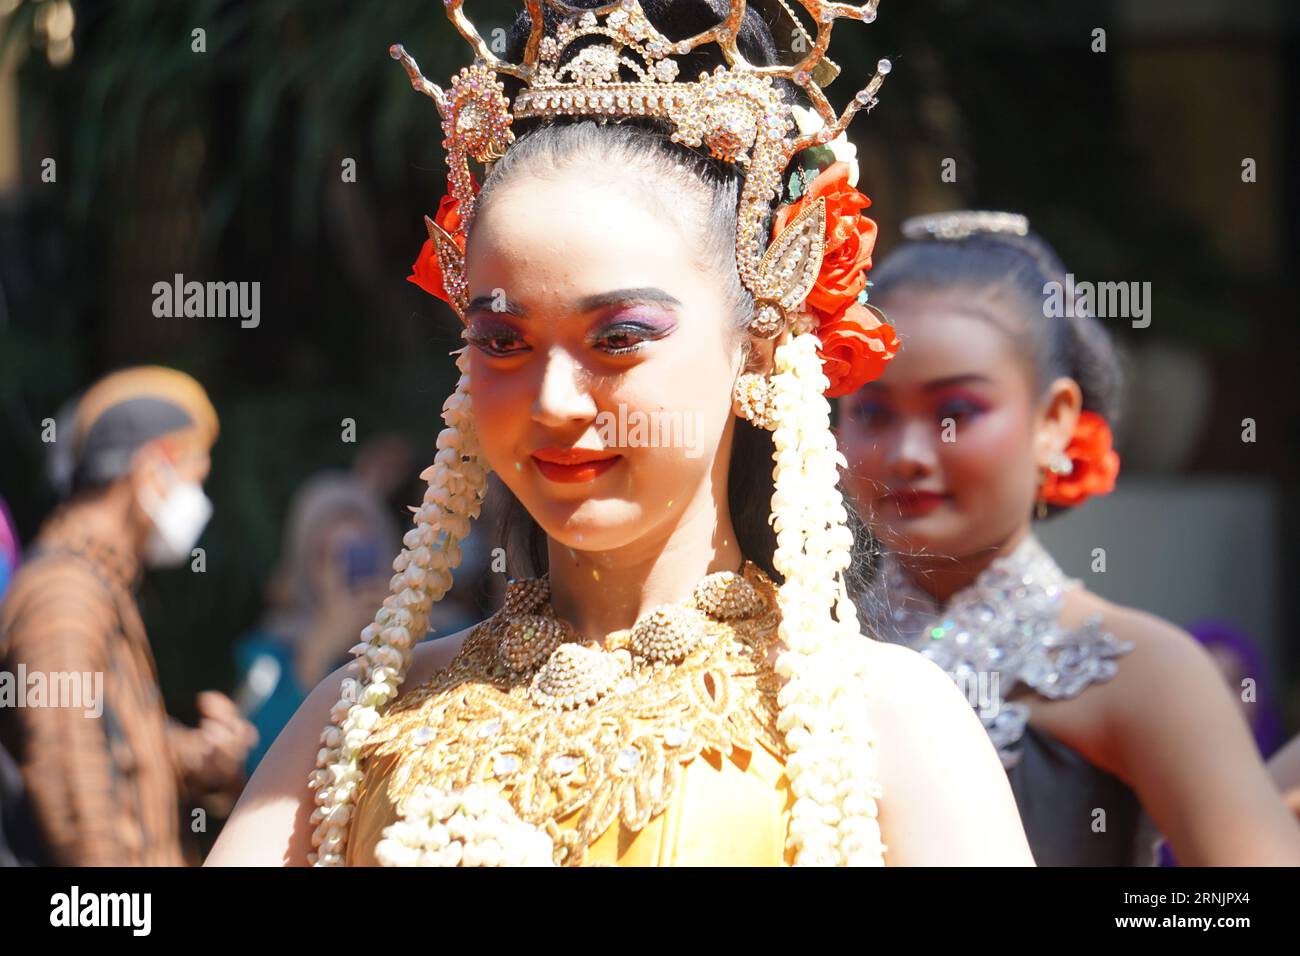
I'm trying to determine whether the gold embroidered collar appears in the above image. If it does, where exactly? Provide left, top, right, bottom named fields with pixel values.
left=359, top=559, right=786, bottom=865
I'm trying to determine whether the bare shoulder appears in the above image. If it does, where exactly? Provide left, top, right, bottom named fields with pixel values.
left=859, top=637, right=971, bottom=717
left=857, top=637, right=1001, bottom=757
left=856, top=637, right=1034, bottom=864
left=203, top=620, right=484, bottom=866
left=1063, top=592, right=1300, bottom=862
left=1071, top=589, right=1200, bottom=657
left=1067, top=590, right=1222, bottom=701
left=1065, top=590, right=1246, bottom=767
left=855, top=637, right=997, bottom=787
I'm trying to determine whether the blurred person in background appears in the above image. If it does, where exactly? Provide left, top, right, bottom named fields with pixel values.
left=0, top=366, right=256, bottom=865
left=350, top=432, right=500, bottom=618
left=234, top=472, right=399, bottom=773
left=1188, top=620, right=1286, bottom=761
left=233, top=460, right=493, bottom=775
left=355, top=432, right=501, bottom=620
left=352, top=433, right=418, bottom=514
left=0, top=496, right=18, bottom=601
left=837, top=213, right=1300, bottom=866
left=0, top=497, right=35, bottom=865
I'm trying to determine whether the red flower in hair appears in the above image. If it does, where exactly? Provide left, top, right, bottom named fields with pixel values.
left=408, top=173, right=480, bottom=305
left=1039, top=410, right=1121, bottom=507
left=818, top=303, right=900, bottom=398
left=772, top=162, right=878, bottom=319
left=771, top=161, right=898, bottom=395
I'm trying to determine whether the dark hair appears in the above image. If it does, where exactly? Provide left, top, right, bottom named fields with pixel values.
left=865, top=227, right=1123, bottom=520
left=475, top=0, right=879, bottom=601
left=869, top=228, right=1123, bottom=422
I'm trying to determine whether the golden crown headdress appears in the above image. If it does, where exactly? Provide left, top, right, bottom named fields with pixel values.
left=391, top=0, right=890, bottom=338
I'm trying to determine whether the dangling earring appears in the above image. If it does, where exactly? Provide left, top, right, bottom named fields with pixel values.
left=733, top=372, right=774, bottom=430
left=1035, top=452, right=1074, bottom=519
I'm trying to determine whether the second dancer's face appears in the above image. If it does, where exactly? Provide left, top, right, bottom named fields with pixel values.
left=462, top=165, right=742, bottom=558
left=837, top=289, right=1045, bottom=560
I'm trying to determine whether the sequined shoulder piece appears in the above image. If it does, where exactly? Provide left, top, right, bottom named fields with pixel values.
left=862, top=535, right=1134, bottom=767
left=358, top=560, right=786, bottom=866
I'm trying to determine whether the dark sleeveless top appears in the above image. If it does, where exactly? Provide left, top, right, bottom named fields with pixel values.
left=1009, top=725, right=1161, bottom=866
left=861, top=539, right=1167, bottom=866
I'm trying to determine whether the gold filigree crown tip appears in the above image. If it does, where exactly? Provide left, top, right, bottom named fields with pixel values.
left=398, top=0, right=891, bottom=171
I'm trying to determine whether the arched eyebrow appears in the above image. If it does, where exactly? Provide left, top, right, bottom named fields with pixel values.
left=922, top=374, right=992, bottom=391
left=465, top=287, right=682, bottom=317
left=856, top=373, right=993, bottom=395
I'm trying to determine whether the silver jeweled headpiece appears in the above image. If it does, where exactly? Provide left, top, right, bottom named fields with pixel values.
left=900, top=210, right=1030, bottom=242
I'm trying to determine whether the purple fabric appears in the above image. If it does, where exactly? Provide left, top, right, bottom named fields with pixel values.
left=1186, top=619, right=1285, bottom=758
left=0, top=496, right=19, bottom=600
left=1159, top=618, right=1286, bottom=867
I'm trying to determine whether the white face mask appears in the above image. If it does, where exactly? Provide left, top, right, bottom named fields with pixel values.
left=138, top=465, right=213, bottom=568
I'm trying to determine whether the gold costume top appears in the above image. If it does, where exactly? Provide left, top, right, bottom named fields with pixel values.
left=345, top=561, right=794, bottom=866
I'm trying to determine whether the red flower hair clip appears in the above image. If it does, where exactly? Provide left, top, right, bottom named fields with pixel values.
left=408, top=173, right=479, bottom=307
left=1039, top=410, right=1121, bottom=508
left=771, top=161, right=899, bottom=397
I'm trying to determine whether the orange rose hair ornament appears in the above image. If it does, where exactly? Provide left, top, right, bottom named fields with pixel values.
left=1038, top=410, right=1121, bottom=511
left=770, top=158, right=898, bottom=397
left=408, top=172, right=479, bottom=307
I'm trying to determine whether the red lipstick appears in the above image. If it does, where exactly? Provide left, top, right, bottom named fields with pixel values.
left=881, top=489, right=948, bottom=518
left=530, top=447, right=622, bottom=484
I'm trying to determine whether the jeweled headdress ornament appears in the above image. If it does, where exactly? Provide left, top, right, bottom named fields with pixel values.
left=390, top=0, right=890, bottom=338
left=900, top=210, right=1030, bottom=242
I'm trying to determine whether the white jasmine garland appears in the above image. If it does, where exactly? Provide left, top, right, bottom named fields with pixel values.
left=307, top=347, right=489, bottom=867
left=375, top=784, right=555, bottom=867
left=768, top=330, right=887, bottom=866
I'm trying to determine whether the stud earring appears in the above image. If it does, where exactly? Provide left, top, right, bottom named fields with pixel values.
left=1047, top=451, right=1074, bottom=476
left=733, top=372, right=774, bottom=430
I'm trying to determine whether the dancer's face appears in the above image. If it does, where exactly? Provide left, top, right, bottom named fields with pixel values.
left=464, top=164, right=743, bottom=556
left=837, top=288, right=1075, bottom=560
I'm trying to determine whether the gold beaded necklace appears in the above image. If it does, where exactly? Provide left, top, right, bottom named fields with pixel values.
left=500, top=560, right=770, bottom=709
left=358, top=558, right=788, bottom=865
